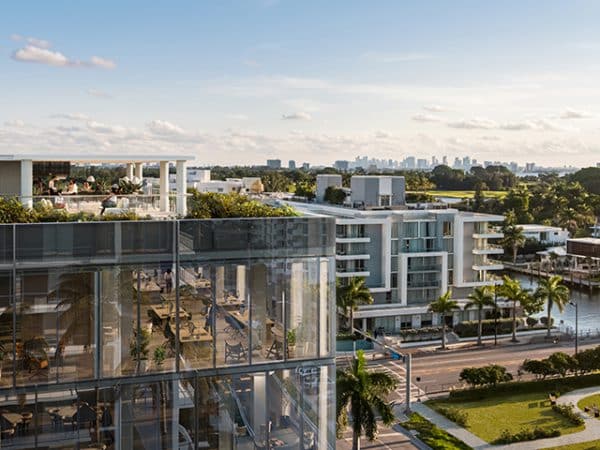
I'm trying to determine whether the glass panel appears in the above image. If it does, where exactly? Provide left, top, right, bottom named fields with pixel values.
left=287, top=258, right=319, bottom=361
left=15, top=268, right=96, bottom=386
left=0, top=271, right=12, bottom=389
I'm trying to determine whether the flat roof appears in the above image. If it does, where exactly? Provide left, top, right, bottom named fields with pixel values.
left=568, top=238, right=600, bottom=245
left=0, top=154, right=195, bottom=163
left=518, top=224, right=564, bottom=232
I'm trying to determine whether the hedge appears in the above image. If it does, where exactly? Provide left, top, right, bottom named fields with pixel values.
left=453, top=318, right=522, bottom=338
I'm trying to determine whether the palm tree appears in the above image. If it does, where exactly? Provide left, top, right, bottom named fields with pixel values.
left=336, top=350, right=398, bottom=450
left=501, top=224, right=526, bottom=263
left=428, top=290, right=458, bottom=350
left=535, top=275, right=570, bottom=338
left=498, top=276, right=533, bottom=342
left=337, top=277, right=373, bottom=332
left=464, top=286, right=495, bottom=346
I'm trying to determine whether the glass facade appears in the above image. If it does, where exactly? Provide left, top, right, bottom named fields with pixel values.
left=0, top=217, right=336, bottom=449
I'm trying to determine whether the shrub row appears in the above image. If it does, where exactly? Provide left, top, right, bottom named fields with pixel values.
left=436, top=407, right=468, bottom=427
left=453, top=318, right=522, bottom=338
left=552, top=403, right=585, bottom=426
left=493, top=427, right=560, bottom=445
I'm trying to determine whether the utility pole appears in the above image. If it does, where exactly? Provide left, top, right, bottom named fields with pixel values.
left=405, top=353, right=412, bottom=414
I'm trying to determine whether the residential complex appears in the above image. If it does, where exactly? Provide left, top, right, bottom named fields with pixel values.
left=289, top=176, right=504, bottom=333
left=0, top=157, right=336, bottom=450
left=518, top=224, right=569, bottom=246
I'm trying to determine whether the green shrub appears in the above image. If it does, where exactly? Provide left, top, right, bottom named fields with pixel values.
left=187, top=191, right=297, bottom=218
left=552, top=403, right=585, bottom=426
left=459, top=365, right=513, bottom=387
left=449, top=373, right=600, bottom=402
left=493, top=427, right=560, bottom=444
left=454, top=318, right=521, bottom=337
left=0, top=197, right=36, bottom=223
left=437, top=407, right=468, bottom=427
left=401, top=413, right=471, bottom=450
left=526, top=316, right=539, bottom=327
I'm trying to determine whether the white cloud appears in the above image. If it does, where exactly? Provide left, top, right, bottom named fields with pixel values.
left=374, top=130, right=391, bottom=139
left=13, top=45, right=69, bottom=67
left=11, top=42, right=116, bottom=69
left=86, top=121, right=127, bottom=135
left=447, top=118, right=498, bottom=129
left=480, top=135, right=501, bottom=141
left=412, top=113, right=443, bottom=123
left=500, top=119, right=570, bottom=132
left=281, top=112, right=312, bottom=120
left=423, top=105, right=448, bottom=112
left=226, top=114, right=249, bottom=121
left=86, top=89, right=112, bottom=99
left=89, top=56, right=116, bottom=69
left=51, top=113, right=90, bottom=121
left=147, top=120, right=186, bottom=136
left=561, top=108, right=593, bottom=119
left=4, top=119, right=25, bottom=127
left=362, top=51, right=433, bottom=63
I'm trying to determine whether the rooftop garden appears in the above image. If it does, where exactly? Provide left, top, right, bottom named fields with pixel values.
left=0, top=192, right=297, bottom=224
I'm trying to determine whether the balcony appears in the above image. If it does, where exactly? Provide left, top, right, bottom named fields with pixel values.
left=472, top=261, right=504, bottom=271
left=336, top=254, right=371, bottom=261
left=472, top=244, right=504, bottom=255
left=407, top=264, right=441, bottom=273
left=473, top=228, right=504, bottom=239
left=336, top=236, right=370, bottom=244
left=407, top=280, right=441, bottom=289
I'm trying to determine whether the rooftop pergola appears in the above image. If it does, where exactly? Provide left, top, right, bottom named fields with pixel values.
left=0, top=153, right=195, bottom=216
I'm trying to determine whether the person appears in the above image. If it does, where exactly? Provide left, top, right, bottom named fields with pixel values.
left=100, top=188, right=118, bottom=215
left=163, top=269, right=173, bottom=293
left=66, top=179, right=78, bottom=195
left=54, top=190, right=66, bottom=209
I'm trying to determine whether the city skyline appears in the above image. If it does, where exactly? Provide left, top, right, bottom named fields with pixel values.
left=2, top=1, right=600, bottom=166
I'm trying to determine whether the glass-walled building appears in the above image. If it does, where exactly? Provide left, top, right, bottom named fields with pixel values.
left=0, top=217, right=336, bottom=449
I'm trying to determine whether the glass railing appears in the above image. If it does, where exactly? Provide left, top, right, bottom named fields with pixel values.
left=407, top=264, right=441, bottom=272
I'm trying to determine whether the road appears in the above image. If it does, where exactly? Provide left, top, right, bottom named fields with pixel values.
left=400, top=339, right=598, bottom=395
left=336, top=425, right=417, bottom=450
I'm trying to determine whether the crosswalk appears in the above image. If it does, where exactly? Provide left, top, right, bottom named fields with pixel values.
left=367, top=360, right=426, bottom=407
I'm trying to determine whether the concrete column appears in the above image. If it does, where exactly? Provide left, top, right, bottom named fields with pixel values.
left=215, top=266, right=225, bottom=302
left=134, top=162, right=143, bottom=180
left=20, top=159, right=33, bottom=208
left=126, top=163, right=134, bottom=180
left=236, top=265, right=246, bottom=300
left=159, top=161, right=169, bottom=212
left=252, top=374, right=267, bottom=437
left=176, top=160, right=187, bottom=216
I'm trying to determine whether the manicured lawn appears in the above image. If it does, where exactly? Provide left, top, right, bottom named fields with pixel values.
left=420, top=190, right=508, bottom=199
left=429, top=391, right=584, bottom=443
left=401, top=413, right=471, bottom=450
left=578, top=394, right=600, bottom=417
left=542, top=441, right=600, bottom=450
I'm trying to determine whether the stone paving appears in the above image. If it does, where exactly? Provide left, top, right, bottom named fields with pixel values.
left=411, top=387, right=600, bottom=449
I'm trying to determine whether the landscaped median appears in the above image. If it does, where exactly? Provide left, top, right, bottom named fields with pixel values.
left=400, top=413, right=471, bottom=450
left=424, top=369, right=600, bottom=446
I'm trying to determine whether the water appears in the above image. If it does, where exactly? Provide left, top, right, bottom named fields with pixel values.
left=435, top=196, right=463, bottom=204
left=512, top=273, right=600, bottom=333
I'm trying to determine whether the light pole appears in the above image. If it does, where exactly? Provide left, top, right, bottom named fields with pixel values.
left=569, top=301, right=578, bottom=355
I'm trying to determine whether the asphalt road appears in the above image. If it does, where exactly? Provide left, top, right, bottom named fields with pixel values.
left=336, top=425, right=417, bottom=450
left=405, top=339, right=599, bottom=394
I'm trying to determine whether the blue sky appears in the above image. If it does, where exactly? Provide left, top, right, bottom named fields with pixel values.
left=2, top=0, right=600, bottom=166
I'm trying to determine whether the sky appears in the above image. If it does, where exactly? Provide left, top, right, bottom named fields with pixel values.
left=2, top=0, right=600, bottom=167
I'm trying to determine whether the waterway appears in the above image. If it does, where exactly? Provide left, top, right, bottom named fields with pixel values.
left=511, top=273, right=600, bottom=333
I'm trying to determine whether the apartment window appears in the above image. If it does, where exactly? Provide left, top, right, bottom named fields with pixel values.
left=443, top=221, right=453, bottom=236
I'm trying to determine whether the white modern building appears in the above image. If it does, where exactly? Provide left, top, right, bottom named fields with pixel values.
left=288, top=188, right=505, bottom=332
left=518, top=224, right=569, bottom=245
left=169, top=168, right=263, bottom=194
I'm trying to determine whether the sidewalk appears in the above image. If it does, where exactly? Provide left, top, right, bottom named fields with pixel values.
left=411, top=387, right=600, bottom=450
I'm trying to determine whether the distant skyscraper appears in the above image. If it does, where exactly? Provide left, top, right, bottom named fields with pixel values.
left=404, top=156, right=416, bottom=169
left=462, top=156, right=471, bottom=168
left=508, top=161, right=518, bottom=173
left=484, top=160, right=492, bottom=168
left=334, top=160, right=350, bottom=171
left=288, top=160, right=296, bottom=169
left=302, top=162, right=310, bottom=170
left=417, top=158, right=428, bottom=169
left=431, top=156, right=439, bottom=167
left=453, top=157, right=461, bottom=169
left=526, top=162, right=535, bottom=172
left=442, top=155, right=448, bottom=166
left=266, top=159, right=281, bottom=169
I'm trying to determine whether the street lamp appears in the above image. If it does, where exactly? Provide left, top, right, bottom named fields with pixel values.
left=569, top=301, right=578, bottom=355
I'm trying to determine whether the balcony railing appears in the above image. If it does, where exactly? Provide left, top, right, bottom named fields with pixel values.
left=407, top=264, right=441, bottom=272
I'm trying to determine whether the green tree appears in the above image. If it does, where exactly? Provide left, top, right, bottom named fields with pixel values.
left=534, top=275, right=570, bottom=338
left=294, top=181, right=316, bottom=200
left=501, top=218, right=526, bottom=263
left=428, top=290, right=459, bottom=350
left=464, top=286, right=495, bottom=346
left=499, top=276, right=537, bottom=342
left=336, top=350, right=398, bottom=450
left=336, top=277, right=373, bottom=332
left=324, top=186, right=347, bottom=205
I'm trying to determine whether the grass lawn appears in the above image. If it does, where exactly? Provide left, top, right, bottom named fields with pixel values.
left=578, top=394, right=600, bottom=417
left=429, top=391, right=584, bottom=443
left=401, top=413, right=471, bottom=450
left=419, top=190, right=508, bottom=199
left=542, top=441, right=600, bottom=450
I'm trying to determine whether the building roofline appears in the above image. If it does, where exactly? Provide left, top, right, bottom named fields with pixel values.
left=0, top=154, right=195, bottom=163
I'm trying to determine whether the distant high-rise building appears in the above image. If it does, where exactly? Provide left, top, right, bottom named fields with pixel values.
left=404, top=156, right=416, bottom=169
left=453, top=157, right=462, bottom=169
left=508, top=161, right=518, bottom=173
left=442, top=156, right=448, bottom=166
left=417, top=158, right=428, bottom=169
left=302, top=162, right=310, bottom=170
left=334, top=160, right=350, bottom=171
left=526, top=162, right=535, bottom=172
left=462, top=156, right=471, bottom=168
left=484, top=160, right=492, bottom=168
left=431, top=156, right=439, bottom=167
left=266, top=159, right=281, bottom=169
left=288, top=160, right=296, bottom=169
